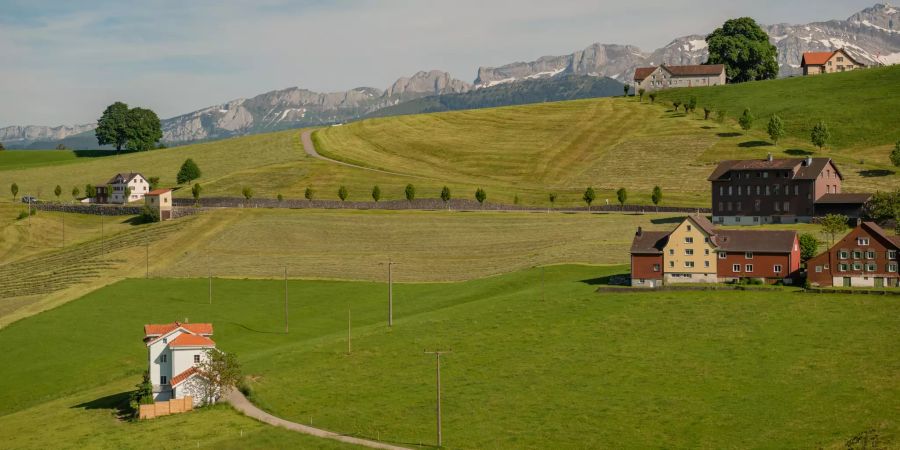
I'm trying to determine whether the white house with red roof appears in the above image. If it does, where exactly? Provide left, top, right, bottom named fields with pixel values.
left=143, top=322, right=216, bottom=405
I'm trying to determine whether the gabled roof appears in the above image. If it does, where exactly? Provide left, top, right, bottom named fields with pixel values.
left=169, top=333, right=216, bottom=348
left=171, top=367, right=205, bottom=387
left=801, top=49, right=865, bottom=67
left=630, top=230, right=670, bottom=254
left=707, top=157, right=839, bottom=181
left=144, top=322, right=213, bottom=338
left=146, top=188, right=172, bottom=196
left=861, top=222, right=900, bottom=250
left=715, top=230, right=797, bottom=253
left=107, top=172, right=145, bottom=185
left=687, top=214, right=716, bottom=236
left=633, top=66, right=660, bottom=81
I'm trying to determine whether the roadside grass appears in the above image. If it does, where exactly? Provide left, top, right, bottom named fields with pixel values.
left=654, top=65, right=900, bottom=150
left=0, top=265, right=896, bottom=448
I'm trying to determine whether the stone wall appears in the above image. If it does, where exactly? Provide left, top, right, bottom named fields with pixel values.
left=32, top=202, right=143, bottom=216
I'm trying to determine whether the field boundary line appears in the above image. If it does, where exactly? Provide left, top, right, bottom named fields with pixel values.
left=301, top=129, right=435, bottom=181
left=224, top=389, right=411, bottom=450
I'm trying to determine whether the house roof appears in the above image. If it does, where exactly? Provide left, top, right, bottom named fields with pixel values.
left=861, top=222, right=900, bottom=249
left=687, top=214, right=717, bottom=236
left=715, top=230, right=797, bottom=253
left=106, top=172, right=144, bottom=185
left=630, top=230, right=670, bottom=254
left=801, top=49, right=865, bottom=67
left=171, top=367, right=204, bottom=387
left=814, top=193, right=873, bottom=204
left=663, top=64, right=725, bottom=77
left=146, top=188, right=172, bottom=196
left=144, top=322, right=213, bottom=337
left=169, top=333, right=216, bottom=348
left=707, top=157, right=839, bottom=181
left=633, top=66, right=659, bottom=81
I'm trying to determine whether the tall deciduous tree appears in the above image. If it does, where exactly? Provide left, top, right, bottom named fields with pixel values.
left=767, top=115, right=786, bottom=144
left=371, top=185, right=381, bottom=202
left=177, top=158, right=202, bottom=184
left=638, top=88, right=646, bottom=102
left=651, top=186, right=663, bottom=211
left=304, top=187, right=314, bottom=201
left=338, top=185, right=348, bottom=202
left=705, top=17, right=778, bottom=82
left=54, top=185, right=62, bottom=200
left=686, top=97, right=697, bottom=114
left=192, top=183, right=203, bottom=205
left=241, top=186, right=253, bottom=201
left=404, top=184, right=416, bottom=202
left=623, top=84, right=630, bottom=97
left=616, top=187, right=628, bottom=208
left=196, top=349, right=242, bottom=406
left=811, top=121, right=830, bottom=150
left=648, top=92, right=657, bottom=104
left=820, top=213, right=848, bottom=246
left=583, top=187, right=596, bottom=211
left=95, top=101, right=130, bottom=152
left=798, top=233, right=820, bottom=262
left=71, top=186, right=80, bottom=201
left=10, top=182, right=18, bottom=200
left=475, top=188, right=486, bottom=206
left=739, top=108, right=754, bottom=130
left=548, top=192, right=557, bottom=208
left=85, top=184, right=96, bottom=199
left=148, top=176, right=160, bottom=190
left=440, top=186, right=451, bottom=208
left=124, top=107, right=163, bottom=151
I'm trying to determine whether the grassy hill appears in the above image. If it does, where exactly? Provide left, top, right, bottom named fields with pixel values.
left=0, top=265, right=897, bottom=448
left=654, top=65, right=900, bottom=149
left=3, top=68, right=899, bottom=208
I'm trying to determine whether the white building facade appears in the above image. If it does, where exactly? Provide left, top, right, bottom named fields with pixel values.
left=108, top=172, right=150, bottom=204
left=144, top=322, right=216, bottom=406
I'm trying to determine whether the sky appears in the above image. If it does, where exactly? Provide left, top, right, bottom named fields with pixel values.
left=0, top=0, right=879, bottom=126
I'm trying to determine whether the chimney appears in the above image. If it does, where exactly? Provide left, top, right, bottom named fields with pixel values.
left=856, top=218, right=862, bottom=227
left=805, top=156, right=813, bottom=166
left=766, top=153, right=773, bottom=162
left=636, top=226, right=643, bottom=237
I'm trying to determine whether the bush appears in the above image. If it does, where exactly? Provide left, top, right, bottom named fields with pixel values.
left=16, top=210, right=28, bottom=220
left=237, top=378, right=253, bottom=398
left=738, top=108, right=754, bottom=130
left=139, top=206, right=160, bottom=224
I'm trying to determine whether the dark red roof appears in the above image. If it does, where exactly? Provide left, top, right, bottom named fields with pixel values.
left=630, top=230, right=670, bottom=254
left=801, top=51, right=835, bottom=66
left=633, top=67, right=659, bottom=81
left=861, top=222, right=900, bottom=250
left=708, top=157, right=839, bottom=181
left=815, top=193, right=873, bottom=204
left=715, top=230, right=797, bottom=253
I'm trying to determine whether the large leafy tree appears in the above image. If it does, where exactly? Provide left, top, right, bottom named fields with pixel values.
left=177, top=158, right=202, bottom=184
left=705, top=17, right=778, bottom=83
left=96, top=102, right=130, bottom=152
left=124, top=107, right=163, bottom=151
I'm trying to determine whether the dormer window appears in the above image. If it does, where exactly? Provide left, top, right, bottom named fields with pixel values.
left=745, top=252, right=753, bottom=259
left=857, top=238, right=870, bottom=246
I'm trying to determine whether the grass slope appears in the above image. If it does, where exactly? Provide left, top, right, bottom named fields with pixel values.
left=654, top=65, right=900, bottom=149
left=0, top=266, right=896, bottom=448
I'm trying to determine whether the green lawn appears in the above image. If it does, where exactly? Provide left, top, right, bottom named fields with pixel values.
left=0, top=150, right=81, bottom=170
left=654, top=65, right=900, bottom=150
left=1, top=265, right=896, bottom=448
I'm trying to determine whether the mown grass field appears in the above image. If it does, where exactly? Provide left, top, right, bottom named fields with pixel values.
left=654, top=65, right=900, bottom=150
left=2, top=67, right=898, bottom=209
left=0, top=265, right=896, bottom=449
left=0, top=149, right=81, bottom=170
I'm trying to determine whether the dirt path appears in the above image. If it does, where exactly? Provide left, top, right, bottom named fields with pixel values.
left=301, top=129, right=433, bottom=180
left=224, top=389, right=411, bottom=450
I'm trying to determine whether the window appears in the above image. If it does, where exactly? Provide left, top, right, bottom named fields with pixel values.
left=756, top=186, right=761, bottom=195
left=858, top=238, right=870, bottom=246
left=736, top=202, right=742, bottom=211
left=866, top=263, right=876, bottom=272
left=794, top=185, right=799, bottom=195
left=853, top=250, right=862, bottom=259
left=669, top=249, right=675, bottom=255
left=718, top=202, right=724, bottom=211
left=194, top=354, right=201, bottom=364
left=687, top=225, right=693, bottom=231
left=745, top=264, right=754, bottom=272
left=652, top=264, right=660, bottom=272
left=719, top=252, right=727, bottom=259
left=161, top=376, right=168, bottom=385
left=728, top=186, right=732, bottom=196
left=669, top=261, right=675, bottom=268
left=852, top=262, right=862, bottom=271
left=727, top=202, right=732, bottom=211
left=888, top=250, right=897, bottom=260
left=745, top=252, right=753, bottom=259
left=704, top=249, right=710, bottom=255
left=839, top=263, right=848, bottom=272
left=704, top=261, right=710, bottom=268
left=685, top=249, right=694, bottom=256
left=685, top=261, right=695, bottom=268
left=162, top=337, right=167, bottom=344
left=763, top=172, right=769, bottom=178
left=685, top=237, right=694, bottom=244
left=733, top=264, right=741, bottom=272
left=866, top=250, right=876, bottom=260
left=774, top=264, right=782, bottom=273
left=719, top=186, right=724, bottom=196
left=839, top=250, right=849, bottom=259
left=160, top=354, right=167, bottom=363
left=889, top=263, right=898, bottom=272
left=783, top=202, right=789, bottom=212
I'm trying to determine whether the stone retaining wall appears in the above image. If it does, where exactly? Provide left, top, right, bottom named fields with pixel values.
left=32, top=203, right=143, bottom=216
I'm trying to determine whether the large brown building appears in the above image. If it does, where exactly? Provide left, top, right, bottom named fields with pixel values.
left=801, top=49, right=865, bottom=75
left=708, top=155, right=870, bottom=225
left=633, top=64, right=726, bottom=91
left=807, top=221, right=899, bottom=288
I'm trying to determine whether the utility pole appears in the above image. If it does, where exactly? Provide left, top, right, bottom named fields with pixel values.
left=542, top=266, right=545, bottom=302
left=380, top=259, right=398, bottom=327
left=284, top=267, right=289, bottom=333
left=424, top=349, right=452, bottom=448
left=146, top=243, right=149, bottom=278
left=207, top=250, right=212, bottom=305
left=347, top=305, right=352, bottom=354
left=100, top=212, right=104, bottom=257
left=61, top=215, right=65, bottom=248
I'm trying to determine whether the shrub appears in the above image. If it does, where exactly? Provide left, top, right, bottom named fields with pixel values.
left=177, top=158, right=201, bottom=184
left=139, top=206, right=159, bottom=223
left=811, top=120, right=830, bottom=149
left=304, top=187, right=314, bottom=201
left=404, top=183, right=416, bottom=202
left=277, top=193, right=283, bottom=202
left=371, top=185, right=381, bottom=202
left=738, top=108, right=754, bottom=130
left=16, top=210, right=28, bottom=220
left=648, top=92, right=657, bottom=103
left=475, top=188, right=486, bottom=205
left=716, top=110, right=727, bottom=124
left=767, top=115, right=786, bottom=144
left=338, top=185, right=348, bottom=202
left=891, top=141, right=900, bottom=168
left=703, top=107, right=712, bottom=120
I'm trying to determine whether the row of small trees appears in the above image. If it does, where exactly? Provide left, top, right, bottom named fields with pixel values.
left=737, top=108, right=832, bottom=149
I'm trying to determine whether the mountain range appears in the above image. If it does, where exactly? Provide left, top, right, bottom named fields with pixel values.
left=2, top=3, right=898, bottom=149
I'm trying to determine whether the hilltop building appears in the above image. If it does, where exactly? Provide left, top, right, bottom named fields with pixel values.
left=708, top=155, right=871, bottom=225
left=633, top=64, right=726, bottom=91
left=801, top=49, right=866, bottom=75
left=807, top=221, right=899, bottom=288
left=144, top=322, right=216, bottom=406
left=95, top=172, right=150, bottom=204
left=630, top=215, right=800, bottom=287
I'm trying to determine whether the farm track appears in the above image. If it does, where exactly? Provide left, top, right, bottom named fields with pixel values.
left=0, top=220, right=187, bottom=300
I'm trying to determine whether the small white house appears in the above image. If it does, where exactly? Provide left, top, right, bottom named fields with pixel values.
left=143, top=322, right=217, bottom=406
left=107, top=172, right=150, bottom=204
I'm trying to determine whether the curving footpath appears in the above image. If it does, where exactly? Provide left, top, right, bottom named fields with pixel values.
left=301, top=129, right=433, bottom=180
left=224, top=389, right=411, bottom=450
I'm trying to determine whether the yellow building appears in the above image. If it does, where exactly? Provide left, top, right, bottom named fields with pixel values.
left=662, top=214, right=718, bottom=283
left=801, top=49, right=865, bottom=75
left=145, top=188, right=173, bottom=221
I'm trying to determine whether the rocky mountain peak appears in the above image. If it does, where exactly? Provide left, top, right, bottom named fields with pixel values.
left=385, top=70, right=471, bottom=98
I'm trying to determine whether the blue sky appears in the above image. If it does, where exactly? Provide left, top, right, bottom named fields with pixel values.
left=0, top=0, right=880, bottom=125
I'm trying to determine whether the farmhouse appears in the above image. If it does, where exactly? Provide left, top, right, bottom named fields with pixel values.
left=801, top=49, right=865, bottom=75
left=145, top=188, right=173, bottom=220
left=97, top=172, right=150, bottom=204
left=633, top=64, right=726, bottom=91
left=630, top=215, right=800, bottom=287
left=144, top=322, right=216, bottom=406
left=807, top=221, right=900, bottom=288
left=708, top=155, right=871, bottom=225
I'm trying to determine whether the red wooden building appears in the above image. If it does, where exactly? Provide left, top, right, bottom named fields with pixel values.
left=807, top=222, right=900, bottom=288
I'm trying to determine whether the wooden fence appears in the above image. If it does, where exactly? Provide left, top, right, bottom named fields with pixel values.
left=138, top=396, right=193, bottom=420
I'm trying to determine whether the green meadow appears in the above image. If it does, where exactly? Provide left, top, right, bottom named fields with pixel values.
left=0, top=265, right=897, bottom=449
